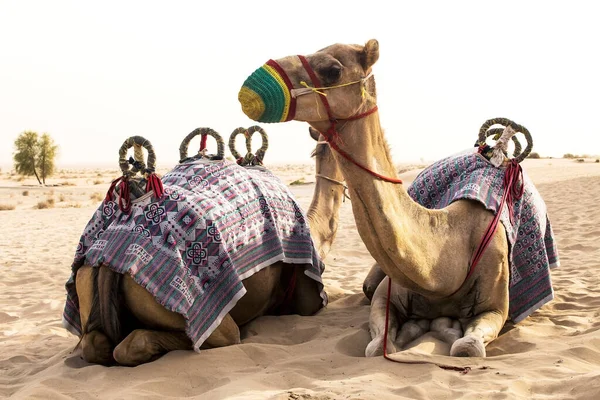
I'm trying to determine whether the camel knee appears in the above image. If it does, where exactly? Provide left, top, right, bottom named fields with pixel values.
left=292, top=269, right=323, bottom=316
left=81, top=331, right=114, bottom=365
left=203, top=314, right=241, bottom=348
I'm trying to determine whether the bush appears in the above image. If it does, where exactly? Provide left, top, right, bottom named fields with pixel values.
left=35, top=200, right=54, bottom=209
left=0, top=204, right=16, bottom=211
left=22, top=190, right=29, bottom=196
left=527, top=152, right=541, bottom=159
left=90, top=192, right=104, bottom=201
left=563, top=153, right=576, bottom=159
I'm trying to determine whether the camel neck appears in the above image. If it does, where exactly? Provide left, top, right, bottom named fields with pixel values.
left=322, top=111, right=446, bottom=294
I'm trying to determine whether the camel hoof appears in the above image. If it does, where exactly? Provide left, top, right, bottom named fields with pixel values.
left=450, top=335, right=486, bottom=357
left=365, top=336, right=397, bottom=357
left=113, top=330, right=155, bottom=366
left=430, top=317, right=453, bottom=331
left=81, top=331, right=114, bottom=365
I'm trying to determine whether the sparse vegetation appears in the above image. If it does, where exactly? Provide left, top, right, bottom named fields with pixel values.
left=13, top=131, right=58, bottom=184
left=35, top=200, right=54, bottom=209
left=59, top=194, right=66, bottom=202
left=93, top=179, right=103, bottom=185
left=59, top=181, right=76, bottom=186
left=289, top=178, right=306, bottom=185
left=0, top=204, right=16, bottom=211
left=90, top=192, right=104, bottom=201
left=528, top=152, right=541, bottom=159
left=22, top=190, right=29, bottom=196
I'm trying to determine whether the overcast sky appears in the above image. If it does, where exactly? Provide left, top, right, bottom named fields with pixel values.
left=1, top=1, right=598, bottom=168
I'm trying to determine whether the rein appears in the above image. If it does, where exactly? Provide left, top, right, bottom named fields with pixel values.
left=291, top=55, right=521, bottom=368
left=295, top=55, right=403, bottom=185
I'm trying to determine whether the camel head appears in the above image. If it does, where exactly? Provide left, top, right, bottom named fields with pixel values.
left=238, top=39, right=379, bottom=131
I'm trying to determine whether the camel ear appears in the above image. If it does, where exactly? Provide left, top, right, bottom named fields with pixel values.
left=309, top=127, right=321, bottom=142
left=362, top=39, right=379, bottom=71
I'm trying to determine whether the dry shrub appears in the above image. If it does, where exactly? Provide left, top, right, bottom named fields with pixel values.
left=22, top=190, right=29, bottom=196
left=59, top=194, right=66, bottom=202
left=93, top=179, right=103, bottom=185
left=35, top=200, right=55, bottom=209
left=0, top=204, right=16, bottom=211
left=289, top=178, right=306, bottom=186
left=90, top=192, right=104, bottom=202
left=60, top=181, right=76, bottom=186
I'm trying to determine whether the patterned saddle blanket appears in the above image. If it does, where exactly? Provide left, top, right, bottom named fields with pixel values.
left=407, top=150, right=559, bottom=323
left=63, top=159, right=326, bottom=350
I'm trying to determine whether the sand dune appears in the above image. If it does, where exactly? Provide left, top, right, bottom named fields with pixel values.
left=1, top=158, right=599, bottom=399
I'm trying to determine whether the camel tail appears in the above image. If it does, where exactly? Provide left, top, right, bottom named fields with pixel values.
left=84, top=266, right=124, bottom=346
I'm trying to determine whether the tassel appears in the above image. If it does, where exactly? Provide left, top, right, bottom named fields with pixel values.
left=118, top=179, right=131, bottom=213
left=146, top=173, right=164, bottom=199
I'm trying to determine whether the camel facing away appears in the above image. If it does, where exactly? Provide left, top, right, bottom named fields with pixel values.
left=64, top=129, right=345, bottom=366
left=238, top=39, right=558, bottom=357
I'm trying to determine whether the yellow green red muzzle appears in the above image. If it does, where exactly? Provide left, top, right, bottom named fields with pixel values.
left=238, top=60, right=296, bottom=123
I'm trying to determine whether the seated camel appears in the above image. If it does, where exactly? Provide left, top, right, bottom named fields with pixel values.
left=62, top=127, right=346, bottom=366
left=238, top=39, right=559, bottom=357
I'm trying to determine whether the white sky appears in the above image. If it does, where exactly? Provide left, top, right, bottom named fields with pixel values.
left=1, top=1, right=599, bottom=168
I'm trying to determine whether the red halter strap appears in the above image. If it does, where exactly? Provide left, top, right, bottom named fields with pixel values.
left=296, top=55, right=403, bottom=185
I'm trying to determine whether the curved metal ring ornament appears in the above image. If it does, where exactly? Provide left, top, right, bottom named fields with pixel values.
left=477, top=118, right=533, bottom=163
left=228, top=125, right=269, bottom=166
left=179, top=127, right=225, bottom=163
left=228, top=127, right=249, bottom=161
left=485, top=128, right=523, bottom=159
left=118, top=136, right=157, bottom=177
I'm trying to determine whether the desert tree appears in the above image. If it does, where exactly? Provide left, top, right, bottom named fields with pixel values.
left=13, top=131, right=42, bottom=184
left=37, top=133, right=58, bottom=184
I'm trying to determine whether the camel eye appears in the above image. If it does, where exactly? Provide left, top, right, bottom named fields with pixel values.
left=319, top=63, right=342, bottom=85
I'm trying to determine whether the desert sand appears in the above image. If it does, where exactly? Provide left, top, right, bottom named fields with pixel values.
left=1, top=158, right=599, bottom=399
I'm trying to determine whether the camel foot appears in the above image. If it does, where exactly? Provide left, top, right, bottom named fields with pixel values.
left=450, top=334, right=486, bottom=357
left=395, top=319, right=429, bottom=348
left=430, top=317, right=463, bottom=346
left=81, top=331, right=114, bottom=365
left=365, top=336, right=398, bottom=357
left=113, top=329, right=191, bottom=366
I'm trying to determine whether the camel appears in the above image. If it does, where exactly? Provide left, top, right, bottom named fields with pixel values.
left=238, top=39, right=557, bottom=357
left=64, top=128, right=345, bottom=366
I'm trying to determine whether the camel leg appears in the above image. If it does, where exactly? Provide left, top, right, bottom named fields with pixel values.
left=365, top=276, right=401, bottom=357
left=430, top=317, right=463, bottom=347
left=362, top=263, right=386, bottom=302
left=395, top=319, right=431, bottom=349
left=75, top=265, right=114, bottom=365
left=450, top=311, right=505, bottom=357
left=292, top=266, right=323, bottom=316
left=113, top=329, right=191, bottom=366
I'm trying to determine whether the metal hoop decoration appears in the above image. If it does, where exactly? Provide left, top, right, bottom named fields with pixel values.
left=485, top=128, right=523, bottom=159
left=228, top=127, right=248, bottom=162
left=179, top=127, right=225, bottom=162
left=477, top=118, right=533, bottom=163
left=118, top=136, right=157, bottom=176
left=228, top=126, right=269, bottom=166
left=108, top=135, right=162, bottom=213
left=246, top=125, right=269, bottom=164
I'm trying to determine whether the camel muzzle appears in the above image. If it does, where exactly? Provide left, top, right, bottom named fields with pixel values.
left=238, top=60, right=297, bottom=123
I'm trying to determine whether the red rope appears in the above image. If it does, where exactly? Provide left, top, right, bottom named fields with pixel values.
left=383, top=276, right=393, bottom=361
left=105, top=176, right=131, bottom=213
left=146, top=173, right=164, bottom=199
left=199, top=133, right=208, bottom=152
left=118, top=179, right=131, bottom=213
left=464, top=159, right=522, bottom=282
